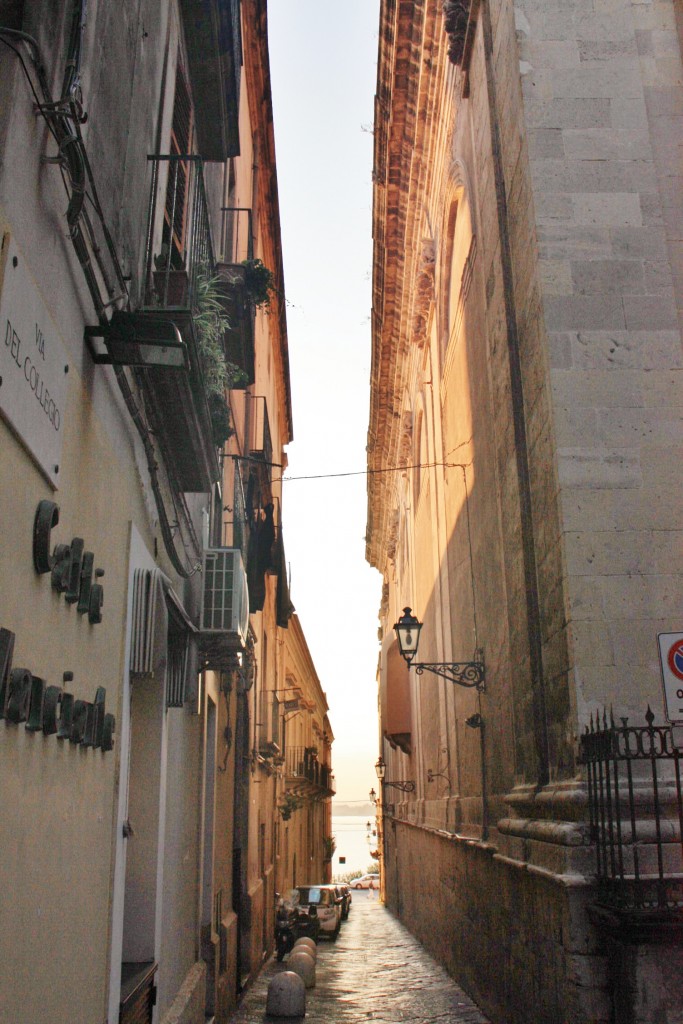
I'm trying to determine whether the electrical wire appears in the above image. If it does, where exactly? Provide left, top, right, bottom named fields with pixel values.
left=277, top=460, right=470, bottom=483
left=0, top=19, right=200, bottom=578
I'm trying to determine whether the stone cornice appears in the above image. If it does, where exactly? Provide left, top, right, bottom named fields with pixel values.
left=367, top=0, right=445, bottom=571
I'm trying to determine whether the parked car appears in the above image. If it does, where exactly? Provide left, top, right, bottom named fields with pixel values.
left=350, top=873, right=380, bottom=890
left=337, top=883, right=352, bottom=919
left=295, top=885, right=342, bottom=939
left=275, top=890, right=320, bottom=959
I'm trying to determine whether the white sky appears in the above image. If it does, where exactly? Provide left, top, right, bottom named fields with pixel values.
left=268, top=2, right=382, bottom=803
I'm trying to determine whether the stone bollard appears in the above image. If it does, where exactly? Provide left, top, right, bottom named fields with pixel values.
left=293, top=937, right=317, bottom=959
left=288, top=949, right=316, bottom=989
left=266, top=971, right=306, bottom=1017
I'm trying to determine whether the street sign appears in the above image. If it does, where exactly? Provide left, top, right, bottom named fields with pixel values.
left=0, top=233, right=69, bottom=488
left=658, top=633, right=683, bottom=723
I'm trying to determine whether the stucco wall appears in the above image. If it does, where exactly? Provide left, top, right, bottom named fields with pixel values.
left=0, top=3, right=204, bottom=1021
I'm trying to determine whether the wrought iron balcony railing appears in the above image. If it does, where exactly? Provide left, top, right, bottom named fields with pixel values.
left=144, top=155, right=215, bottom=311
left=227, top=458, right=250, bottom=561
left=284, top=745, right=335, bottom=797
left=216, top=206, right=256, bottom=386
left=138, top=155, right=220, bottom=492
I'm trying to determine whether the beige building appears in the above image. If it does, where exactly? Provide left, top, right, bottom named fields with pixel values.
left=367, top=2, right=683, bottom=1023
left=277, top=613, right=335, bottom=892
left=0, top=2, right=331, bottom=1023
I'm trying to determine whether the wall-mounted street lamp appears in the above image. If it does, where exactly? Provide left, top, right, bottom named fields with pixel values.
left=85, top=311, right=188, bottom=369
left=370, top=788, right=394, bottom=817
left=374, top=756, right=415, bottom=793
left=393, top=607, right=485, bottom=691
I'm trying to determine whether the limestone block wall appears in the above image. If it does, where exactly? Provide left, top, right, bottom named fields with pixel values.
left=515, top=0, right=683, bottom=723
left=385, top=820, right=609, bottom=1024
left=371, top=2, right=683, bottom=1022
left=458, top=0, right=576, bottom=787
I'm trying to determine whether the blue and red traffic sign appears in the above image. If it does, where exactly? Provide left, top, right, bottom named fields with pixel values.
left=658, top=633, right=683, bottom=723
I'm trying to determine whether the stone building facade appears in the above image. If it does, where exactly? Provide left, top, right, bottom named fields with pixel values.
left=0, top=2, right=332, bottom=1023
left=367, top=1, right=683, bottom=1022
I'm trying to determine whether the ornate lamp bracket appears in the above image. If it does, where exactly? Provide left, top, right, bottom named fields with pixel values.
left=383, top=779, right=416, bottom=794
left=414, top=658, right=485, bottom=692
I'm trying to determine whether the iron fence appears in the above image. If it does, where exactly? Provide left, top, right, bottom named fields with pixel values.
left=579, top=706, right=683, bottom=911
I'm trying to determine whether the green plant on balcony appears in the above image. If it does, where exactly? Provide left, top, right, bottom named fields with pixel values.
left=278, top=792, right=304, bottom=821
left=242, top=258, right=276, bottom=311
left=195, top=270, right=248, bottom=444
left=322, top=835, right=337, bottom=861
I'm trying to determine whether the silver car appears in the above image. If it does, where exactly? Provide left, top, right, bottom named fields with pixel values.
left=350, top=873, right=379, bottom=890
left=295, top=884, right=342, bottom=939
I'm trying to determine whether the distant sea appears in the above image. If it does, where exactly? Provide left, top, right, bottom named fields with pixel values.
left=330, top=815, right=379, bottom=878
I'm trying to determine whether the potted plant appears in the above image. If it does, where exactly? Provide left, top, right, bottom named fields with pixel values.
left=242, top=258, right=276, bottom=311
left=278, top=792, right=304, bottom=821
left=322, top=835, right=337, bottom=861
left=194, top=270, right=247, bottom=444
left=152, top=243, right=189, bottom=306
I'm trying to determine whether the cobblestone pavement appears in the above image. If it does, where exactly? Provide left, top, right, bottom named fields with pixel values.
left=229, top=890, right=491, bottom=1023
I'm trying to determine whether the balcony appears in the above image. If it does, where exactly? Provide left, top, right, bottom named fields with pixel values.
left=285, top=746, right=336, bottom=799
left=248, top=395, right=273, bottom=468
left=179, top=0, right=241, bottom=161
left=226, top=458, right=250, bottom=562
left=216, top=208, right=256, bottom=387
left=140, top=155, right=221, bottom=492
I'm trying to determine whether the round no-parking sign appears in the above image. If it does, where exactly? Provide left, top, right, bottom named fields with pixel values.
left=658, top=633, right=683, bottom=722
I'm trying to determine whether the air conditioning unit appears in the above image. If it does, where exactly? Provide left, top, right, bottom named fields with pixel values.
left=200, top=548, right=249, bottom=646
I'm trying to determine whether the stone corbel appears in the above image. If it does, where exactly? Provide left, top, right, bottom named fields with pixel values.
left=443, top=0, right=478, bottom=71
left=412, top=240, right=436, bottom=346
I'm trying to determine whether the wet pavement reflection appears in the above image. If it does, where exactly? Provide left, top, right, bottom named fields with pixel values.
left=229, top=889, right=492, bottom=1023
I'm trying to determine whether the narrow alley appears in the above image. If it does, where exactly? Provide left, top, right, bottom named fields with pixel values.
left=2, top=1, right=683, bottom=1022
left=228, top=892, right=491, bottom=1024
